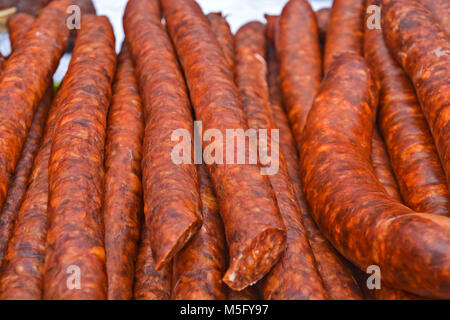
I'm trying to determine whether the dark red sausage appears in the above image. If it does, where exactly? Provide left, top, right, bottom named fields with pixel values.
left=123, top=0, right=202, bottom=270
left=103, top=43, right=144, bottom=300
left=0, top=0, right=69, bottom=219
left=236, top=21, right=327, bottom=300
left=172, top=165, right=227, bottom=300
left=161, top=0, right=286, bottom=291
left=43, top=15, right=116, bottom=300
left=382, top=0, right=450, bottom=190
left=365, top=0, right=449, bottom=215
left=300, top=53, right=450, bottom=299
left=266, top=22, right=363, bottom=300
left=277, top=0, right=322, bottom=147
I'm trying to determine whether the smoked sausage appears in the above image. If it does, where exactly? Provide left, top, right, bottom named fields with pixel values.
left=161, top=0, right=286, bottom=291
left=207, top=12, right=235, bottom=72
left=381, top=0, right=450, bottom=189
left=103, top=43, right=144, bottom=300
left=300, top=53, right=450, bottom=299
left=266, top=24, right=363, bottom=300
left=171, top=165, right=227, bottom=300
left=0, top=0, right=69, bottom=217
left=7, top=12, right=35, bottom=50
left=134, top=219, right=172, bottom=300
left=365, top=0, right=449, bottom=215
left=236, top=21, right=327, bottom=300
left=124, top=0, right=202, bottom=270
left=417, top=0, right=450, bottom=34
left=277, top=0, right=322, bottom=147
left=371, top=129, right=402, bottom=201
left=43, top=15, right=116, bottom=300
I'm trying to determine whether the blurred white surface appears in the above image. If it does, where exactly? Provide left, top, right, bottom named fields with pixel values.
left=1, top=0, right=333, bottom=82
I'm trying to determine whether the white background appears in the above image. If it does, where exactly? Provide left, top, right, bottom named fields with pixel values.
left=1, top=0, right=334, bottom=81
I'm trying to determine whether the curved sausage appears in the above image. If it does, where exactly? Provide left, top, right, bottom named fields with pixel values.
left=365, top=0, right=449, bottom=215
left=236, top=21, right=327, bottom=300
left=371, top=129, right=403, bottom=200
left=161, top=0, right=286, bottom=291
left=277, top=0, right=322, bottom=149
left=207, top=12, right=235, bottom=72
left=0, top=0, right=69, bottom=218
left=43, top=15, right=116, bottom=300
left=417, top=0, right=450, bottom=34
left=323, top=0, right=365, bottom=73
left=266, top=24, right=363, bottom=300
left=316, top=8, right=331, bottom=45
left=134, top=219, right=172, bottom=300
left=300, top=53, right=450, bottom=299
left=123, top=0, right=202, bottom=270
left=381, top=0, right=450, bottom=190
left=172, top=165, right=227, bottom=300
left=103, top=43, right=144, bottom=300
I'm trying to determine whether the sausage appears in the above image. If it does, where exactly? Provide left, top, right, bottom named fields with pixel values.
left=0, top=13, right=39, bottom=269
left=227, top=286, right=260, bottom=300
left=43, top=15, right=116, bottom=300
left=323, top=0, right=365, bottom=73
left=161, top=0, right=286, bottom=291
left=417, top=0, right=450, bottom=34
left=316, top=8, right=331, bottom=45
left=266, top=22, right=364, bottom=300
left=172, top=165, right=227, bottom=300
left=7, top=12, right=35, bottom=51
left=134, top=220, right=172, bottom=300
left=123, top=0, right=202, bottom=271
left=207, top=12, right=235, bottom=72
left=235, top=21, right=327, bottom=300
left=300, top=53, right=450, bottom=299
left=103, top=43, right=144, bottom=300
left=277, top=0, right=322, bottom=148
left=0, top=0, right=69, bottom=218
left=0, top=16, right=55, bottom=299
left=365, top=0, right=449, bottom=215
left=381, top=0, right=450, bottom=190
left=371, top=129, right=403, bottom=201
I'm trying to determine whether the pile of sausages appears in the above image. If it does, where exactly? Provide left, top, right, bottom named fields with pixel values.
left=0, top=0, right=448, bottom=300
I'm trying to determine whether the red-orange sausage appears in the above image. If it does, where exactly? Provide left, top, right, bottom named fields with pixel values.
left=104, top=43, right=144, bottom=300
left=7, top=12, right=35, bottom=51
left=382, top=0, right=450, bottom=189
left=133, top=220, right=172, bottom=300
left=161, top=0, right=286, bottom=291
left=123, top=0, right=202, bottom=270
left=365, top=0, right=449, bottom=215
left=266, top=22, right=363, bottom=300
left=300, top=53, right=450, bottom=299
left=207, top=12, right=235, bottom=72
left=0, top=0, right=69, bottom=217
left=323, top=0, right=365, bottom=73
left=371, top=129, right=403, bottom=201
left=236, top=21, right=327, bottom=300
left=172, top=165, right=227, bottom=300
left=417, top=0, right=450, bottom=34
left=44, top=15, right=116, bottom=300
left=277, top=0, right=322, bottom=147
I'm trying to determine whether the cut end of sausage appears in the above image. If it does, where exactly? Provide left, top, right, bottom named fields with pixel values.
left=154, top=217, right=203, bottom=271
left=223, top=227, right=286, bottom=291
